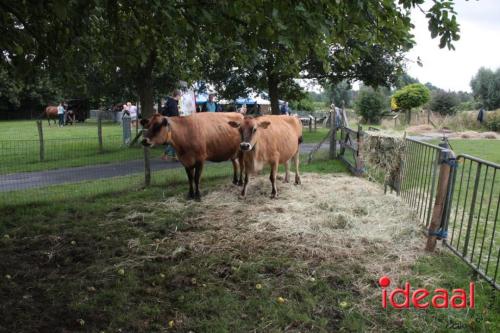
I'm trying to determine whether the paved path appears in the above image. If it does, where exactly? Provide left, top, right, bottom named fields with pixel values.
left=0, top=143, right=330, bottom=192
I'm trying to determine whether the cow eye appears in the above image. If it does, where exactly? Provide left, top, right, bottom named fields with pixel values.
left=252, top=127, right=257, bottom=133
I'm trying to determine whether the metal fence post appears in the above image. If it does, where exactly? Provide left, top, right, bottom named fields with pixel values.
left=97, top=111, right=103, bottom=153
left=36, top=120, right=44, bottom=161
left=144, top=146, right=151, bottom=187
left=426, top=149, right=456, bottom=251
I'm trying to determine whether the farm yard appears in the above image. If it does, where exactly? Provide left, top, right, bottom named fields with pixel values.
left=2, top=1, right=500, bottom=332
left=2, top=158, right=499, bottom=332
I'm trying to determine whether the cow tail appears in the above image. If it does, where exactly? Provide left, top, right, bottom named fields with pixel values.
left=298, top=135, right=303, bottom=145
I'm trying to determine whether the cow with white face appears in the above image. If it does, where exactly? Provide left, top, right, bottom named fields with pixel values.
left=229, top=115, right=302, bottom=198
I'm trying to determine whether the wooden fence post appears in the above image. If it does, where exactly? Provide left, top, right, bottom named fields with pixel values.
left=426, top=149, right=455, bottom=251
left=329, top=109, right=336, bottom=159
left=314, top=117, right=317, bottom=132
left=97, top=111, right=103, bottom=153
left=308, top=115, right=313, bottom=133
left=36, top=120, right=44, bottom=161
left=355, top=125, right=364, bottom=176
left=143, top=137, right=151, bottom=186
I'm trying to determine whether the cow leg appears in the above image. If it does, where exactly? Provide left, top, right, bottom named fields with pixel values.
left=241, top=172, right=249, bottom=197
left=293, top=152, right=301, bottom=185
left=231, top=158, right=239, bottom=185
left=270, top=161, right=279, bottom=198
left=284, top=160, right=290, bottom=183
left=184, top=166, right=195, bottom=199
left=194, top=161, right=204, bottom=200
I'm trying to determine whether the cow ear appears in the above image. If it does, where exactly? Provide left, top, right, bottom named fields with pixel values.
left=140, top=119, right=149, bottom=127
left=258, top=121, right=271, bottom=129
left=161, top=117, right=169, bottom=127
left=228, top=121, right=240, bottom=128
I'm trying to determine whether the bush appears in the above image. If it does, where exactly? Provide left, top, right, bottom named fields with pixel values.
left=429, top=91, right=459, bottom=115
left=485, top=109, right=500, bottom=132
left=355, top=88, right=387, bottom=124
left=289, top=95, right=315, bottom=112
left=455, top=100, right=481, bottom=112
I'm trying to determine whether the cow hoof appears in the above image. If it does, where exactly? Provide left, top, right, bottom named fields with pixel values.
left=295, top=178, right=301, bottom=185
left=237, top=181, right=243, bottom=186
left=232, top=180, right=238, bottom=185
left=270, top=193, right=277, bottom=199
left=283, top=179, right=290, bottom=183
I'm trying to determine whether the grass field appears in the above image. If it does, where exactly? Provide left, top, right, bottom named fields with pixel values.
left=0, top=157, right=498, bottom=332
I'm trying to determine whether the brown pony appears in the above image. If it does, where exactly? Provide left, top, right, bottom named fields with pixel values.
left=42, top=106, right=58, bottom=126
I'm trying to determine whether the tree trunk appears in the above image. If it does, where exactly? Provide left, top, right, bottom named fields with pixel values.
left=406, top=109, right=412, bottom=125
left=136, top=51, right=156, bottom=119
left=268, top=76, right=280, bottom=115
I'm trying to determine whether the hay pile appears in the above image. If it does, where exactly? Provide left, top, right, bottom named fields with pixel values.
left=362, top=131, right=406, bottom=185
left=159, top=174, right=423, bottom=309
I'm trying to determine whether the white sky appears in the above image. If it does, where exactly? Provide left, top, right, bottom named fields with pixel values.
left=406, top=0, right=500, bottom=92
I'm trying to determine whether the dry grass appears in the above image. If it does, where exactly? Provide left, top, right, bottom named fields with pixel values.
left=156, top=173, right=424, bottom=318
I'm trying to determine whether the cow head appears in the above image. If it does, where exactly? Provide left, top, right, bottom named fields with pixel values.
left=228, top=117, right=270, bottom=151
left=141, top=114, right=172, bottom=147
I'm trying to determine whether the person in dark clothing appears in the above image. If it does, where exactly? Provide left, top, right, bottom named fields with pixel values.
left=160, top=90, right=181, bottom=161
left=477, top=107, right=485, bottom=124
left=161, top=90, right=181, bottom=117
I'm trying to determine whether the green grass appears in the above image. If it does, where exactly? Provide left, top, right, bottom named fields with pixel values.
left=0, top=157, right=498, bottom=332
left=0, top=120, right=154, bottom=174
left=301, top=127, right=330, bottom=144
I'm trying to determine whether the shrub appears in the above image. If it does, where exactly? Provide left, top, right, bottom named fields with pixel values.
left=355, top=88, right=387, bottom=124
left=392, top=83, right=431, bottom=124
left=485, top=109, right=500, bottom=132
left=455, top=100, right=481, bottom=112
left=290, top=96, right=315, bottom=112
left=429, top=91, right=459, bottom=115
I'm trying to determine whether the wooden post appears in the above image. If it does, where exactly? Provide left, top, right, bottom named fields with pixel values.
left=308, top=116, right=312, bottom=133
left=426, top=149, right=455, bottom=251
left=355, top=125, right=364, bottom=176
left=36, top=120, right=44, bottom=161
left=329, top=109, right=336, bottom=159
left=97, top=111, right=103, bottom=153
left=314, top=117, right=317, bottom=132
left=143, top=145, right=151, bottom=187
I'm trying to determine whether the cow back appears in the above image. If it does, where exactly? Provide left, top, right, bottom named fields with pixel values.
left=169, top=112, right=243, bottom=166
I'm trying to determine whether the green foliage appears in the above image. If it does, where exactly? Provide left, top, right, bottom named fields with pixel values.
left=454, top=100, right=481, bottom=111
left=470, top=67, right=500, bottom=110
left=485, top=109, right=500, bottom=132
left=326, top=81, right=353, bottom=108
left=393, top=83, right=431, bottom=111
left=354, top=88, right=387, bottom=124
left=289, top=94, right=315, bottom=112
left=394, top=73, right=419, bottom=90
left=429, top=90, right=459, bottom=115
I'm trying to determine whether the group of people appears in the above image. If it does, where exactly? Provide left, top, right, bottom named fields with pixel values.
left=56, top=101, right=75, bottom=127
left=122, top=102, right=139, bottom=127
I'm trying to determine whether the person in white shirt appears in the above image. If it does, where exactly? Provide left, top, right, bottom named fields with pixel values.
left=57, top=102, right=65, bottom=127
left=128, top=102, right=138, bottom=127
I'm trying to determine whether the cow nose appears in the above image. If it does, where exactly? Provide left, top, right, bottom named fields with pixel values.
left=141, top=139, right=151, bottom=147
left=240, top=142, right=251, bottom=151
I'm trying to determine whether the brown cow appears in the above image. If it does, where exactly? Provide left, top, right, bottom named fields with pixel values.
left=42, top=106, right=58, bottom=126
left=228, top=115, right=302, bottom=198
left=141, top=112, right=244, bottom=200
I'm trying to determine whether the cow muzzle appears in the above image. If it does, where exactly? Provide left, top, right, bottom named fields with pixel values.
left=240, top=142, right=252, bottom=151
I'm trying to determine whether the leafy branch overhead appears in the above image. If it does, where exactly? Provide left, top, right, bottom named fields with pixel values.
left=0, top=1, right=463, bottom=115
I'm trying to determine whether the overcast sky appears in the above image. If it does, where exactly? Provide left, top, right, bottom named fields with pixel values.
left=406, top=0, right=500, bottom=92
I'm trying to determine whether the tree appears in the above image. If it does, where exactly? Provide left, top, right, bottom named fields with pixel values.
left=326, top=81, right=353, bottom=108
left=470, top=67, right=500, bottom=110
left=429, top=90, right=459, bottom=115
left=392, top=83, right=431, bottom=124
left=289, top=94, right=315, bottom=112
left=205, top=0, right=462, bottom=114
left=355, top=88, right=388, bottom=124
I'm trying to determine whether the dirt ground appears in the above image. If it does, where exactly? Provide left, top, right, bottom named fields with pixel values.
left=160, top=173, right=424, bottom=307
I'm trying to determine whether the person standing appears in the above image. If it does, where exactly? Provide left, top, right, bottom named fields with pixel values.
left=477, top=107, right=485, bottom=124
left=159, top=90, right=181, bottom=161
left=129, top=102, right=138, bottom=127
left=57, top=101, right=65, bottom=127
left=280, top=102, right=289, bottom=115
left=205, top=94, right=217, bottom=112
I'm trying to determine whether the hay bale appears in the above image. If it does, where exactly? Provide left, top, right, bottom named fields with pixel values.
left=481, top=132, right=498, bottom=139
left=459, top=131, right=481, bottom=139
left=362, top=132, right=406, bottom=184
left=407, top=124, right=434, bottom=133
